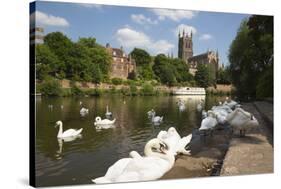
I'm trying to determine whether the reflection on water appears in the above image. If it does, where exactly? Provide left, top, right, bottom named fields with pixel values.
left=35, top=95, right=226, bottom=186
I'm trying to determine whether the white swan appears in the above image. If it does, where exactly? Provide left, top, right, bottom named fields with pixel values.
left=226, top=108, right=259, bottom=136
left=80, top=107, right=89, bottom=115
left=147, top=109, right=156, bottom=118
left=178, top=103, right=186, bottom=111
left=199, top=111, right=218, bottom=131
left=213, top=108, right=229, bottom=124
left=129, top=151, right=142, bottom=159
left=176, top=134, right=192, bottom=155
left=157, top=127, right=191, bottom=156
left=92, top=138, right=175, bottom=184
left=55, top=121, right=83, bottom=139
left=105, top=105, right=112, bottom=117
left=202, top=110, right=207, bottom=119
left=151, top=114, right=163, bottom=124
left=94, top=116, right=116, bottom=126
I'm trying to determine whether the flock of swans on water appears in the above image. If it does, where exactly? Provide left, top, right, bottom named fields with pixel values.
left=48, top=97, right=259, bottom=184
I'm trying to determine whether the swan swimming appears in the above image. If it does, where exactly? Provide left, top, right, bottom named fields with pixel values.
left=199, top=111, right=218, bottom=131
left=80, top=107, right=89, bottom=115
left=151, top=114, right=163, bottom=124
left=94, top=116, right=116, bottom=126
left=55, top=120, right=83, bottom=139
left=226, top=108, right=259, bottom=136
left=147, top=109, right=156, bottom=118
left=92, top=138, right=175, bottom=184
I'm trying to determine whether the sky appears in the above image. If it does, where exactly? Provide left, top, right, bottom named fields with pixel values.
left=30, top=1, right=250, bottom=66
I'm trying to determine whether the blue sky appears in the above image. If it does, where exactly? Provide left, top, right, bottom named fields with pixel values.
left=31, top=1, right=250, bottom=66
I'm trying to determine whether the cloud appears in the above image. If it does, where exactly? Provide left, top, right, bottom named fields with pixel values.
left=30, top=11, right=69, bottom=27
left=115, top=27, right=174, bottom=54
left=79, top=3, right=103, bottom=9
left=151, top=9, right=197, bottom=22
left=199, top=34, right=213, bottom=40
left=131, top=14, right=158, bottom=25
left=174, top=24, right=197, bottom=37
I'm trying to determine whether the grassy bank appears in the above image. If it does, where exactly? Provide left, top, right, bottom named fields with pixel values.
left=36, top=78, right=232, bottom=97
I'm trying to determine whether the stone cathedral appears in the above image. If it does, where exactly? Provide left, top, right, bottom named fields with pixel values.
left=178, top=30, right=219, bottom=77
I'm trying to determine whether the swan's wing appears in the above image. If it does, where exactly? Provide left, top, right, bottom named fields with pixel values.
left=62, top=129, right=80, bottom=137
left=103, top=158, right=132, bottom=181
left=176, top=134, right=192, bottom=153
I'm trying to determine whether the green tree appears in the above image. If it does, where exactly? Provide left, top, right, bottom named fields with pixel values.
left=130, top=48, right=154, bottom=80
left=228, top=15, right=273, bottom=98
left=40, top=77, right=62, bottom=96
left=195, top=64, right=209, bottom=88
left=35, top=44, right=63, bottom=80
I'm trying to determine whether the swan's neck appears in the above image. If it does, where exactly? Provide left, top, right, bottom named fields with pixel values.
left=57, top=123, right=63, bottom=137
left=144, top=147, right=175, bottom=167
left=106, top=106, right=109, bottom=113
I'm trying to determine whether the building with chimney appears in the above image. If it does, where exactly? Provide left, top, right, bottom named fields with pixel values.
left=105, top=43, right=136, bottom=79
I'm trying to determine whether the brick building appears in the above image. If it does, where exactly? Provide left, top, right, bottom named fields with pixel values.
left=106, top=43, right=136, bottom=79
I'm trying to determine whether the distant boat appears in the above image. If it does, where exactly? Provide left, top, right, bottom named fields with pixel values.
left=173, top=87, right=206, bottom=95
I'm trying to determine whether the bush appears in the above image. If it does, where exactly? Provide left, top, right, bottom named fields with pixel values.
left=111, top=78, right=123, bottom=85
left=129, top=84, right=138, bottom=96
left=40, top=78, right=62, bottom=96
left=71, top=85, right=84, bottom=96
left=140, top=83, right=155, bottom=95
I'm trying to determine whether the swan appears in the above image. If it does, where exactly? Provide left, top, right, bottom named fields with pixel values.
left=147, top=109, right=156, bottom=118
left=60, top=105, right=64, bottom=109
left=129, top=151, right=142, bottom=159
left=157, top=127, right=191, bottom=156
left=80, top=107, right=89, bottom=114
left=176, top=134, right=192, bottom=155
left=226, top=108, right=259, bottom=136
left=151, top=114, right=163, bottom=124
left=178, top=103, right=186, bottom=112
left=55, top=120, right=83, bottom=139
left=213, top=108, right=229, bottom=125
left=79, top=101, right=83, bottom=106
left=92, top=138, right=175, bottom=184
left=94, top=116, right=116, bottom=126
left=199, top=111, right=218, bottom=131
left=202, top=110, right=208, bottom=119
left=105, top=105, right=112, bottom=117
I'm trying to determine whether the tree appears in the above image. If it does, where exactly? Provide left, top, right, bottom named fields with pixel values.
left=228, top=15, right=273, bottom=98
left=35, top=44, right=63, bottom=80
left=130, top=48, right=153, bottom=80
left=195, top=64, right=209, bottom=88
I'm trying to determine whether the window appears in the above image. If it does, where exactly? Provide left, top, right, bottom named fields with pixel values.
left=121, top=58, right=123, bottom=63
left=113, top=51, right=116, bottom=56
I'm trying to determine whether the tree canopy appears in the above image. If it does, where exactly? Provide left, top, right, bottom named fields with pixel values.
left=228, top=15, right=273, bottom=98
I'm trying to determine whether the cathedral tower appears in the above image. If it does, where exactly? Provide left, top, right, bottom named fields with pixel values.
left=178, top=30, right=193, bottom=63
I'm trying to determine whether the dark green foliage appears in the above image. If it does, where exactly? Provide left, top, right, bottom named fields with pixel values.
left=129, top=83, right=138, bottom=96
left=40, top=77, right=62, bottom=96
left=228, top=15, right=273, bottom=98
left=195, top=64, right=209, bottom=88
left=71, top=85, right=84, bottom=96
left=256, top=65, right=273, bottom=98
left=217, top=67, right=231, bottom=84
left=140, top=83, right=155, bottom=95
left=111, top=78, right=123, bottom=85
left=37, top=33, right=111, bottom=82
left=130, top=48, right=154, bottom=80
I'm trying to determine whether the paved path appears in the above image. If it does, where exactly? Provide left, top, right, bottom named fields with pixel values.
left=220, top=102, right=273, bottom=176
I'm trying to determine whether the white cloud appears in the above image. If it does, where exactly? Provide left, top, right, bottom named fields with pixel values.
left=174, top=24, right=197, bottom=37
left=151, top=9, right=197, bottom=22
left=79, top=3, right=103, bottom=9
left=115, top=27, right=174, bottom=54
left=31, top=11, right=69, bottom=27
left=199, top=34, right=213, bottom=40
left=131, top=14, right=158, bottom=25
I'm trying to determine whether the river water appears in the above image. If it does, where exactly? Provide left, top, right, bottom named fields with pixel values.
left=35, top=95, right=226, bottom=186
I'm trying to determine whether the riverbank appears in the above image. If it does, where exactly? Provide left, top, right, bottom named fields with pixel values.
left=161, top=101, right=273, bottom=179
left=36, top=79, right=232, bottom=97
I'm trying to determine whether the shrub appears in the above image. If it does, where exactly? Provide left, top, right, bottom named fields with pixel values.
left=140, top=83, right=155, bottom=96
left=71, top=85, right=84, bottom=96
left=40, top=78, right=62, bottom=96
left=111, top=78, right=123, bottom=85
left=129, top=84, right=138, bottom=96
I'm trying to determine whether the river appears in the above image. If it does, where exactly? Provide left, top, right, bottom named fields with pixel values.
left=35, top=95, right=226, bottom=186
